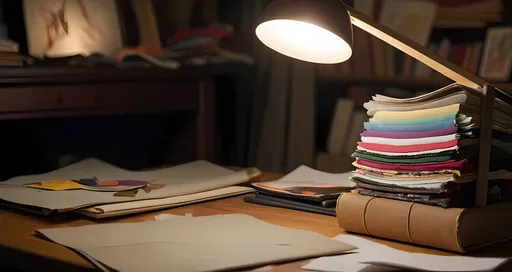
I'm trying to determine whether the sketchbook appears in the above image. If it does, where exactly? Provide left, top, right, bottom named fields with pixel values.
left=244, top=193, right=336, bottom=216
left=0, top=158, right=260, bottom=214
left=251, top=165, right=355, bottom=201
left=78, top=186, right=255, bottom=219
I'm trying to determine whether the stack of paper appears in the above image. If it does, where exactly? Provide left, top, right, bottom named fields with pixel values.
left=0, top=158, right=260, bottom=218
left=36, top=214, right=356, bottom=272
left=350, top=83, right=512, bottom=207
left=245, top=166, right=355, bottom=215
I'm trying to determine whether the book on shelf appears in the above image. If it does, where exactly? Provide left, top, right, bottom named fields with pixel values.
left=327, top=99, right=354, bottom=155
left=319, top=0, right=502, bottom=81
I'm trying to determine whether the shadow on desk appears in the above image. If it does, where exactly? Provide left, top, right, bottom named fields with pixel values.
left=0, top=245, right=95, bottom=272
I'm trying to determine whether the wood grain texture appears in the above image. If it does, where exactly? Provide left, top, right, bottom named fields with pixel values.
left=1, top=171, right=512, bottom=271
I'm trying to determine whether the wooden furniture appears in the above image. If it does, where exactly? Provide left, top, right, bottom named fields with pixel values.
left=0, top=65, right=243, bottom=164
left=318, top=74, right=512, bottom=93
left=1, top=171, right=511, bottom=271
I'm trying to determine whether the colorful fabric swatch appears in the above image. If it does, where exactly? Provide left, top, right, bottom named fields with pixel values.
left=25, top=178, right=164, bottom=193
left=356, top=159, right=465, bottom=172
left=368, top=113, right=457, bottom=125
left=364, top=120, right=456, bottom=132
left=372, top=104, right=460, bottom=120
left=96, top=180, right=120, bottom=186
left=76, top=179, right=97, bottom=186
left=352, top=151, right=452, bottom=164
left=361, top=127, right=458, bottom=139
left=25, top=180, right=85, bottom=191
left=357, top=140, right=458, bottom=153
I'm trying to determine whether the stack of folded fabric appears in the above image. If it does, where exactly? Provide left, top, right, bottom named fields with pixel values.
left=350, top=83, right=512, bottom=208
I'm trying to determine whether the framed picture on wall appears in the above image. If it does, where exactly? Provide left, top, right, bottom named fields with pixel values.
left=22, top=0, right=124, bottom=58
left=479, top=27, right=512, bottom=82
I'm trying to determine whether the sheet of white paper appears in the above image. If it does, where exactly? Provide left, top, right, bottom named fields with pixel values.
left=36, top=214, right=357, bottom=272
left=303, top=235, right=508, bottom=272
left=255, top=165, right=355, bottom=188
left=304, top=255, right=397, bottom=272
left=0, top=158, right=252, bottom=211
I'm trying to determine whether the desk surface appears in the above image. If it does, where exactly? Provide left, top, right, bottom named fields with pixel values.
left=1, top=171, right=512, bottom=271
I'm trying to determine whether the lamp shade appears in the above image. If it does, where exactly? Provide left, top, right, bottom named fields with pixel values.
left=255, top=0, right=353, bottom=64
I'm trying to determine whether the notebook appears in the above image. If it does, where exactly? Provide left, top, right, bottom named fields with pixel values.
left=245, top=165, right=354, bottom=215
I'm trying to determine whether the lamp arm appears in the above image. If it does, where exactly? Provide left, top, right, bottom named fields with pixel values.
left=347, top=6, right=487, bottom=91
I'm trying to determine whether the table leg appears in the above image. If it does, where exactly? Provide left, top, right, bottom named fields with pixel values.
left=197, top=79, right=215, bottom=161
left=164, top=80, right=215, bottom=165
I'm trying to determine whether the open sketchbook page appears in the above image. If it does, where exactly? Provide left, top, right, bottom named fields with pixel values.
left=36, top=214, right=356, bottom=272
left=254, top=165, right=355, bottom=188
left=303, top=234, right=507, bottom=272
left=0, top=158, right=257, bottom=212
left=252, top=165, right=355, bottom=198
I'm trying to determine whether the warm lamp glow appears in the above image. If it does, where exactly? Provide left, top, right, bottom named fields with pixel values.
left=255, top=19, right=353, bottom=64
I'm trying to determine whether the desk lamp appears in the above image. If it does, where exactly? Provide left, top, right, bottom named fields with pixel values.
left=255, top=0, right=499, bottom=207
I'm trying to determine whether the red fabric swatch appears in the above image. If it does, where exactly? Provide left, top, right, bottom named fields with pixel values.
left=357, top=140, right=458, bottom=153
left=356, top=159, right=466, bottom=171
left=96, top=180, right=119, bottom=186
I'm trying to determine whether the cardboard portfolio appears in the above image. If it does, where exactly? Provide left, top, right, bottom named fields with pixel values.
left=336, top=193, right=512, bottom=253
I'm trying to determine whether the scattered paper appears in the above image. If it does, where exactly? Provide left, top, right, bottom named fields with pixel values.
left=252, top=165, right=355, bottom=195
left=303, top=235, right=508, bottom=272
left=272, top=165, right=355, bottom=187
left=36, top=214, right=356, bottom=272
left=0, top=158, right=254, bottom=211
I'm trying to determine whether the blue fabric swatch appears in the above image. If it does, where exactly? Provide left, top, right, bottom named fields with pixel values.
left=364, top=120, right=457, bottom=132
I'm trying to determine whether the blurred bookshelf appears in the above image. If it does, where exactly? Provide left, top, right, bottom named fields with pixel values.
left=315, top=0, right=512, bottom=173
left=317, top=0, right=511, bottom=91
left=317, top=74, right=512, bottom=93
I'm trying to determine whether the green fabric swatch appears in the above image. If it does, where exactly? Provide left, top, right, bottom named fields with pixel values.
left=352, top=151, right=453, bottom=164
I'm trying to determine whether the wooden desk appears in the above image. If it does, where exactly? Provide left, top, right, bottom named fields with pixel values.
left=1, top=171, right=511, bottom=271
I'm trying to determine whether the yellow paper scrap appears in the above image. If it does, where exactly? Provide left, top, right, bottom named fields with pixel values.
left=25, top=180, right=85, bottom=191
